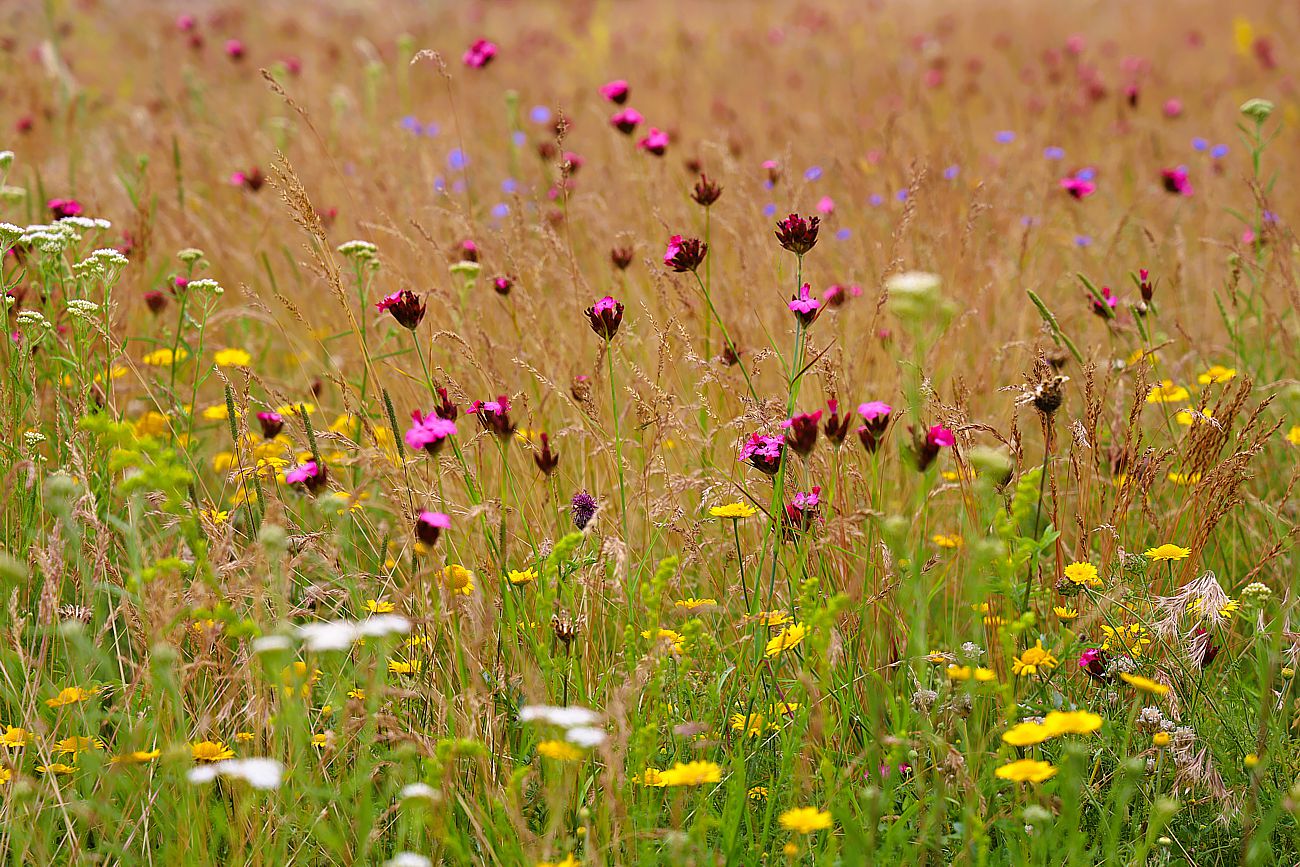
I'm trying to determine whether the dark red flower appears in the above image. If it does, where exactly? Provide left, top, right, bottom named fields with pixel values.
left=775, top=213, right=819, bottom=255
left=534, top=432, right=560, bottom=475
left=375, top=290, right=426, bottom=330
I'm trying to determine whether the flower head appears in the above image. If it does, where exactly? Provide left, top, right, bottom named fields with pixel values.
left=469, top=396, right=516, bottom=439
left=533, top=432, right=560, bottom=475
left=1161, top=166, right=1193, bottom=196
left=1145, top=543, right=1191, bottom=562
left=779, top=807, right=833, bottom=834
left=585, top=295, right=624, bottom=340
left=691, top=174, right=723, bottom=207
left=405, top=410, right=457, bottom=455
left=765, top=623, right=808, bottom=657
left=1060, top=173, right=1097, bottom=199
left=738, top=433, right=783, bottom=476
left=599, top=79, right=629, bottom=104
left=781, top=411, right=822, bottom=457
left=1147, top=381, right=1190, bottom=404
left=375, top=290, right=426, bottom=330
left=191, top=740, right=235, bottom=763
left=572, top=490, right=598, bottom=531
left=1012, top=640, right=1058, bottom=677
left=775, top=213, right=820, bottom=255
left=663, top=234, right=708, bottom=272
left=710, top=501, right=757, bottom=519
left=1120, top=672, right=1170, bottom=695
left=788, top=283, right=822, bottom=326
left=285, top=460, right=327, bottom=493
left=256, top=411, right=284, bottom=439
left=638, top=127, right=669, bottom=155
left=821, top=399, right=852, bottom=446
left=657, top=760, right=722, bottom=787
left=610, top=107, right=643, bottom=135
left=415, top=511, right=450, bottom=546
left=1064, top=561, right=1101, bottom=588
left=463, top=38, right=498, bottom=69
left=995, top=759, right=1057, bottom=783
left=48, top=198, right=83, bottom=220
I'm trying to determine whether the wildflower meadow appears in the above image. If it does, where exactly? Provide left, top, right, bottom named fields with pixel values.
left=4, top=1, right=1300, bottom=863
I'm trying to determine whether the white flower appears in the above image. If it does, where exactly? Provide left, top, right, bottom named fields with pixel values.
left=61, top=216, right=98, bottom=229
left=0, top=151, right=13, bottom=171
left=16, top=310, right=51, bottom=329
left=92, top=248, right=128, bottom=268
left=177, top=247, right=205, bottom=263
left=65, top=298, right=100, bottom=321
left=399, top=783, right=440, bottom=801
left=0, top=185, right=26, bottom=204
left=187, top=758, right=283, bottom=790
left=385, top=855, right=432, bottom=867
left=186, top=278, right=224, bottom=295
left=251, top=635, right=293, bottom=654
left=885, top=271, right=942, bottom=296
left=564, top=726, right=607, bottom=747
left=297, top=616, right=411, bottom=651
left=518, top=705, right=600, bottom=728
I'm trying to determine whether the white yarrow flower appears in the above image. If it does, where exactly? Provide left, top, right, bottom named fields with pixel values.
left=187, top=758, right=283, bottom=790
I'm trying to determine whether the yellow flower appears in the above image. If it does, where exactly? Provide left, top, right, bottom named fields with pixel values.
left=1146, top=381, right=1189, bottom=404
left=779, top=806, right=833, bottom=834
left=201, top=404, right=236, bottom=421
left=311, top=733, right=330, bottom=748
left=142, top=347, right=188, bottom=367
left=1175, top=408, right=1214, bottom=426
left=191, top=740, right=235, bottom=763
left=710, top=502, right=757, bottom=519
left=537, top=855, right=580, bottom=867
left=55, top=736, right=104, bottom=755
left=1153, top=732, right=1171, bottom=747
left=111, top=749, right=161, bottom=764
left=1, top=726, right=30, bottom=748
left=637, top=767, right=667, bottom=788
left=947, top=665, right=995, bottom=682
left=1145, top=543, right=1191, bottom=561
left=1287, top=425, right=1300, bottom=446
left=1197, top=365, right=1236, bottom=385
left=747, top=785, right=768, bottom=801
left=1063, top=562, right=1101, bottom=588
left=657, top=760, right=722, bottom=787
left=1120, top=672, right=1170, bottom=695
left=202, top=508, right=231, bottom=525
left=37, top=763, right=77, bottom=776
left=536, top=740, right=583, bottom=762
left=1012, top=641, right=1058, bottom=677
left=388, top=659, right=423, bottom=675
left=46, top=686, right=98, bottom=708
left=347, top=688, right=366, bottom=700
left=275, top=402, right=316, bottom=416
left=674, top=597, right=717, bottom=611
left=439, top=564, right=475, bottom=596
left=1167, top=471, right=1202, bottom=485
left=214, top=348, right=252, bottom=368
left=642, top=628, right=687, bottom=654
left=1002, top=722, right=1052, bottom=746
left=1101, top=623, right=1151, bottom=656
left=931, top=533, right=963, bottom=549
left=753, top=610, right=791, bottom=627
left=234, top=732, right=255, bottom=743
left=995, top=759, right=1057, bottom=783
left=364, top=598, right=395, bottom=614
left=508, top=568, right=537, bottom=585
left=0, top=767, right=10, bottom=785
left=764, top=623, right=808, bottom=658
left=1245, top=753, right=1261, bottom=769
left=1054, top=606, right=1079, bottom=621
left=1126, top=347, right=1157, bottom=366
left=280, top=661, right=321, bottom=697
left=1042, top=710, right=1103, bottom=736
left=730, top=714, right=769, bottom=737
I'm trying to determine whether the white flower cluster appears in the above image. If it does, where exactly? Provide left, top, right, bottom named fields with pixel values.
left=60, top=216, right=112, bottom=231
left=186, top=277, right=224, bottom=296
left=72, top=248, right=129, bottom=281
left=20, top=221, right=81, bottom=254
left=337, top=239, right=379, bottom=268
left=65, top=298, right=100, bottom=322
left=16, top=309, right=51, bottom=331
left=296, top=614, right=411, bottom=651
left=177, top=247, right=205, bottom=264
left=518, top=704, right=607, bottom=747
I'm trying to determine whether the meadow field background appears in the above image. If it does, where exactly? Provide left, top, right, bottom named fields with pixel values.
left=1, top=0, right=1299, bottom=863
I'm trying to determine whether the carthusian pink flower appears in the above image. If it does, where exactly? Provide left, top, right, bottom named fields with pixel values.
left=691, top=175, right=722, bottom=207
left=822, top=399, right=851, bottom=446
left=534, top=433, right=560, bottom=475
left=599, top=79, right=630, bottom=104
left=1059, top=174, right=1096, bottom=199
left=256, top=411, right=284, bottom=439
left=405, top=411, right=457, bottom=455
left=586, top=295, right=624, bottom=340
left=775, top=213, right=819, bottom=255
left=788, top=283, right=822, bottom=326
left=738, top=433, right=783, bottom=476
left=781, top=411, right=823, bottom=458
left=1089, top=286, right=1118, bottom=318
left=374, top=290, right=426, bottom=330
left=610, top=108, right=642, bottom=135
left=47, top=198, right=82, bottom=220
left=784, top=485, right=822, bottom=538
left=638, top=127, right=669, bottom=156
left=463, top=38, right=498, bottom=69
left=285, top=460, right=327, bottom=493
left=856, top=402, right=893, bottom=453
left=415, top=510, right=451, bottom=546
left=663, top=234, right=707, bottom=272
left=470, top=396, right=516, bottom=439
left=1160, top=166, right=1193, bottom=196
left=224, top=39, right=245, bottom=60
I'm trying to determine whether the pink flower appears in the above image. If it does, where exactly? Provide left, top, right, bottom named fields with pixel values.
left=1162, top=98, right=1183, bottom=118
left=599, top=79, right=630, bottom=104
left=816, top=195, right=835, bottom=215
left=1160, top=166, right=1193, bottom=196
left=610, top=108, right=642, bottom=135
left=225, top=39, right=245, bottom=59
left=1060, top=176, right=1096, bottom=199
left=406, top=411, right=457, bottom=454
left=176, top=14, right=196, bottom=31
left=586, top=295, right=624, bottom=340
left=927, top=425, right=955, bottom=448
left=1089, top=286, right=1118, bottom=318
left=285, top=461, right=326, bottom=492
left=638, top=127, right=669, bottom=156
left=781, top=411, right=823, bottom=457
left=463, top=38, right=498, bottom=69
left=663, top=234, right=707, bottom=272
left=858, top=401, right=893, bottom=422
left=792, top=486, right=821, bottom=510
left=47, top=198, right=82, bottom=220
left=415, top=510, right=451, bottom=546
left=788, top=283, right=821, bottom=326
left=738, top=433, right=783, bottom=475
left=374, top=289, right=426, bottom=330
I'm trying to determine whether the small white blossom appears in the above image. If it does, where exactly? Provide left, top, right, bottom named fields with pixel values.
left=187, top=758, right=283, bottom=790
left=385, top=855, right=432, bottom=867
left=518, top=705, right=601, bottom=728
left=399, top=783, right=440, bottom=801
left=564, top=725, right=607, bottom=747
left=177, top=247, right=205, bottom=263
left=186, top=278, right=224, bottom=295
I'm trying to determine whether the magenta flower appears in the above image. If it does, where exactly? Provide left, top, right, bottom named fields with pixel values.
left=1078, top=648, right=1109, bottom=682
left=638, top=127, right=669, bottom=156
left=599, top=79, right=630, bottom=104
left=415, top=510, right=451, bottom=546
left=470, top=396, right=516, bottom=439
left=434, top=387, right=458, bottom=421
left=229, top=168, right=264, bottom=191
left=1138, top=268, right=1154, bottom=303
left=784, top=485, right=822, bottom=539
left=781, top=411, right=823, bottom=458
left=285, top=460, right=327, bottom=493
left=1059, top=175, right=1096, bottom=199
left=586, top=295, right=624, bottom=340
left=762, top=160, right=781, bottom=185
left=691, top=175, right=722, bottom=207
left=176, top=14, right=196, bottom=31
left=788, top=283, right=822, bottom=327
left=144, top=290, right=166, bottom=315
left=375, top=289, right=426, bottom=330
left=857, top=402, right=893, bottom=453
left=1089, top=286, right=1118, bottom=318
left=927, top=425, right=956, bottom=448
left=463, top=38, right=498, bottom=69
left=256, top=411, right=284, bottom=439
left=1160, top=166, right=1193, bottom=196
left=406, top=411, right=457, bottom=455
left=822, top=399, right=851, bottom=446
left=493, top=275, right=513, bottom=296
left=906, top=424, right=953, bottom=472
left=459, top=239, right=479, bottom=262
left=47, top=198, right=82, bottom=220
left=225, top=39, right=245, bottom=59
left=534, top=432, right=560, bottom=475
left=663, top=234, right=707, bottom=272
left=738, top=433, right=783, bottom=476
left=610, top=108, right=642, bottom=135
left=1162, top=98, right=1183, bottom=118
left=816, top=195, right=835, bottom=215
left=822, top=283, right=862, bottom=309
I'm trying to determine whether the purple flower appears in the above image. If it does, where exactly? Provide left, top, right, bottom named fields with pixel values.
left=775, top=213, right=820, bottom=255
left=572, top=490, right=598, bottom=530
left=663, top=234, right=707, bottom=272
left=995, top=130, right=1016, bottom=143
left=1210, top=144, right=1228, bottom=159
left=822, top=399, right=851, bottom=446
left=1044, top=146, right=1065, bottom=160
left=781, top=411, right=823, bottom=458
left=529, top=105, right=552, bottom=124
left=470, top=396, right=516, bottom=439
left=804, top=166, right=823, bottom=181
